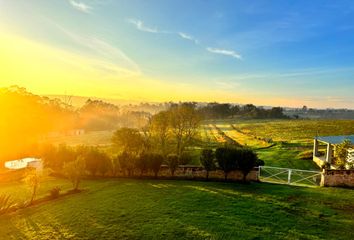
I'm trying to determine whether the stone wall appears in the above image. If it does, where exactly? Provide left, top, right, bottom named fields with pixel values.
left=117, top=165, right=259, bottom=182
left=321, top=169, right=354, bottom=187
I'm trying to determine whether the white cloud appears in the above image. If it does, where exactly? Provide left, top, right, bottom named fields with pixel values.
left=68, top=0, right=92, bottom=13
left=178, top=32, right=199, bottom=44
left=206, top=47, right=243, bottom=60
left=126, top=18, right=159, bottom=33
left=53, top=23, right=140, bottom=76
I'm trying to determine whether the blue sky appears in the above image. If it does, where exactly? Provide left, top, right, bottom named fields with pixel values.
left=1, top=0, right=354, bottom=108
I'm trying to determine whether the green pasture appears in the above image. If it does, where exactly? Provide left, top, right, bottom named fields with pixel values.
left=0, top=178, right=353, bottom=239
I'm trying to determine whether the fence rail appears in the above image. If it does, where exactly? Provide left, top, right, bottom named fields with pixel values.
left=259, top=166, right=322, bottom=186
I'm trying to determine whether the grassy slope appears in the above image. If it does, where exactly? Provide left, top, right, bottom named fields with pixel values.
left=0, top=178, right=353, bottom=240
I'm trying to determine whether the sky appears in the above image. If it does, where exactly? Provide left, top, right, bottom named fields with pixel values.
left=0, top=0, right=354, bottom=108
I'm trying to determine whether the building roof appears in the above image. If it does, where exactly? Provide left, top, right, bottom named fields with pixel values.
left=4, top=158, right=41, bottom=170
left=316, top=135, right=354, bottom=144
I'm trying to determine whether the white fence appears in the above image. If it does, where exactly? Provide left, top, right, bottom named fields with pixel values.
left=259, top=166, right=322, bottom=186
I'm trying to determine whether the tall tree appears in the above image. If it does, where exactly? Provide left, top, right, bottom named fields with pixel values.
left=150, top=111, right=170, bottom=156
left=169, top=104, right=202, bottom=156
left=112, top=128, right=144, bottom=154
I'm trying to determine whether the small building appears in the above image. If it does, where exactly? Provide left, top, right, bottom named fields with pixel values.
left=313, top=135, right=354, bottom=168
left=4, top=158, right=43, bottom=171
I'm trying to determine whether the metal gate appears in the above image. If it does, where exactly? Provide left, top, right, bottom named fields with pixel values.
left=259, top=166, right=322, bottom=186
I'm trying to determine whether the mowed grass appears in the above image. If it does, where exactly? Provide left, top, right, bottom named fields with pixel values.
left=0, top=178, right=353, bottom=239
left=0, top=177, right=73, bottom=203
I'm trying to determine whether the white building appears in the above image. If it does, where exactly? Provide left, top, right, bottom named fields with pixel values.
left=4, top=158, right=43, bottom=171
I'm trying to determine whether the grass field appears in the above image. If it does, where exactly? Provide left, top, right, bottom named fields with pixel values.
left=0, top=178, right=353, bottom=239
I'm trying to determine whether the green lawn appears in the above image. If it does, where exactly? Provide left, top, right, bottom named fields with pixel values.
left=1, top=178, right=353, bottom=239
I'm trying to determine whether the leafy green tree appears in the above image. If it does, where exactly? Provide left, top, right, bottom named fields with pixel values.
left=112, top=127, right=144, bottom=154
left=150, top=111, right=170, bottom=156
left=111, top=155, right=120, bottom=176
left=237, top=148, right=258, bottom=182
left=335, top=140, right=352, bottom=169
left=63, top=156, right=86, bottom=191
left=215, top=147, right=236, bottom=181
left=167, top=154, right=179, bottom=176
left=97, top=153, right=112, bottom=176
left=169, top=104, right=202, bottom=156
left=136, top=153, right=149, bottom=176
left=24, top=169, right=41, bottom=204
left=200, top=149, right=215, bottom=180
left=179, top=151, right=193, bottom=165
left=147, top=153, right=164, bottom=178
left=83, top=147, right=100, bottom=176
left=118, top=151, right=136, bottom=176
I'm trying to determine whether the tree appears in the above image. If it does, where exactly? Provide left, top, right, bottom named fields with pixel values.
left=97, top=153, right=112, bottom=176
left=237, top=148, right=258, bottom=182
left=112, top=127, right=144, bottom=154
left=24, top=169, right=40, bottom=204
left=147, top=153, right=164, bottom=178
left=167, top=154, right=179, bottom=176
left=169, top=104, right=202, bottom=156
left=179, top=151, right=193, bottom=165
left=118, top=151, right=136, bottom=176
left=63, top=156, right=86, bottom=191
left=136, top=153, right=149, bottom=176
left=83, top=147, right=100, bottom=176
left=200, top=149, right=215, bottom=180
left=335, top=140, right=352, bottom=169
left=150, top=111, right=170, bottom=156
left=215, top=147, right=236, bottom=181
left=111, top=155, right=120, bottom=176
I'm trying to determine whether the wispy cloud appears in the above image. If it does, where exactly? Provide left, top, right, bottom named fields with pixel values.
left=53, top=23, right=140, bottom=76
left=178, top=32, right=199, bottom=44
left=206, top=47, right=242, bottom=60
left=68, top=0, right=93, bottom=13
left=214, top=80, right=241, bottom=90
left=126, top=18, right=243, bottom=61
left=126, top=18, right=159, bottom=33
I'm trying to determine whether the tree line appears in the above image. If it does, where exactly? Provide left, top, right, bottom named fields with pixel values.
left=198, top=103, right=288, bottom=119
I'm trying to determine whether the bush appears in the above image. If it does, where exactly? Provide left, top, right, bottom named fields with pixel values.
left=24, top=169, right=40, bottom=204
left=179, top=152, right=193, bottom=165
left=167, top=154, right=179, bottom=176
left=0, top=195, right=14, bottom=215
left=321, top=162, right=331, bottom=170
left=49, top=186, right=61, bottom=199
left=216, top=147, right=258, bottom=182
left=63, top=156, right=86, bottom=191
left=118, top=152, right=136, bottom=176
left=215, top=147, right=237, bottom=180
left=200, top=149, right=215, bottom=180
left=136, top=153, right=149, bottom=176
left=255, top=158, right=265, bottom=166
left=237, top=148, right=258, bottom=182
left=147, top=153, right=164, bottom=178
